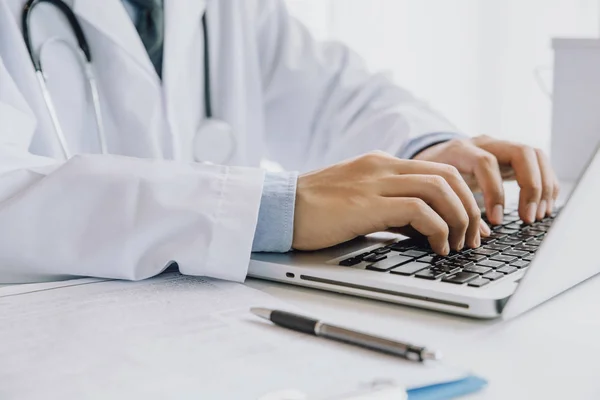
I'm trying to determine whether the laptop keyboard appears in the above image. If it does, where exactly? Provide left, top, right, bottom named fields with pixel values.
left=337, top=208, right=559, bottom=288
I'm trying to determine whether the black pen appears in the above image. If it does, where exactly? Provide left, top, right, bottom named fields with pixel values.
left=251, top=308, right=441, bottom=362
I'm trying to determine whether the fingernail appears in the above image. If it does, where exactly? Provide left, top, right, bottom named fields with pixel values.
left=458, top=240, right=465, bottom=251
left=492, top=205, right=504, bottom=225
left=526, top=202, right=537, bottom=223
left=537, top=200, right=547, bottom=220
left=481, top=221, right=491, bottom=236
left=443, top=242, right=450, bottom=255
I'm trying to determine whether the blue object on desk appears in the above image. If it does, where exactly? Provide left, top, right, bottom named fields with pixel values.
left=407, top=376, right=488, bottom=400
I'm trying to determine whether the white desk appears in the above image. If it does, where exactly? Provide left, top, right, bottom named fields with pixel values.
left=247, top=182, right=600, bottom=399
left=247, top=273, right=600, bottom=399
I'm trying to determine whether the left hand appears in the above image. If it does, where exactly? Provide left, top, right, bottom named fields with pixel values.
left=413, top=135, right=560, bottom=226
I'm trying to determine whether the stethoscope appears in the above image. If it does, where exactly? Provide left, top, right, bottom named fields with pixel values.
left=22, top=0, right=236, bottom=163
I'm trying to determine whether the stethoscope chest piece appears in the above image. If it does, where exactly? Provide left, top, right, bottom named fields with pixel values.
left=193, top=119, right=236, bottom=164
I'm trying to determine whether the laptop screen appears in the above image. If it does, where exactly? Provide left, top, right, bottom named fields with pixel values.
left=502, top=143, right=600, bottom=319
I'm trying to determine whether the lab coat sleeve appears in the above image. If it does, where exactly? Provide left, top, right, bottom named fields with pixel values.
left=0, top=57, right=265, bottom=284
left=256, top=0, right=460, bottom=172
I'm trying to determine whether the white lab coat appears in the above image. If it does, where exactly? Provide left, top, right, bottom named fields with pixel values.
left=0, top=0, right=455, bottom=283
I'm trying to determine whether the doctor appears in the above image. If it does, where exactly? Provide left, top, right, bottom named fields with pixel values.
left=0, top=0, right=558, bottom=283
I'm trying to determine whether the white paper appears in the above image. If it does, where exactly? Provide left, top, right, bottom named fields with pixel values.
left=0, top=273, right=469, bottom=400
left=0, top=278, right=109, bottom=297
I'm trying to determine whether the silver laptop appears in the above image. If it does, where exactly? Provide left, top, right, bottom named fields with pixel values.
left=249, top=146, right=600, bottom=319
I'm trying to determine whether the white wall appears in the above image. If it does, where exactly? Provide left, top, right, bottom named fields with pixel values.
left=286, top=0, right=599, bottom=152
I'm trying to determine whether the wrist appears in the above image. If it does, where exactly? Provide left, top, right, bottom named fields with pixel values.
left=398, top=132, right=465, bottom=160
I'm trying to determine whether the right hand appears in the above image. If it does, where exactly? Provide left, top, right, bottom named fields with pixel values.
left=292, top=152, right=489, bottom=255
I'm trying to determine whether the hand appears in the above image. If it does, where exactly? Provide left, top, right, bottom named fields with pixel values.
left=413, top=135, right=560, bottom=225
left=293, top=152, right=486, bottom=254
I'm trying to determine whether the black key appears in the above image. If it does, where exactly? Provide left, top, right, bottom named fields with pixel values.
left=429, top=256, right=449, bottom=265
left=401, top=250, right=429, bottom=258
left=482, top=271, right=504, bottom=281
left=494, top=227, right=519, bottom=235
left=531, top=225, right=549, bottom=232
left=416, top=256, right=435, bottom=264
left=389, top=261, right=429, bottom=276
left=464, top=265, right=492, bottom=275
left=451, top=259, right=475, bottom=268
left=511, top=260, right=529, bottom=269
left=443, top=272, right=479, bottom=284
left=519, top=230, right=544, bottom=238
left=496, top=238, right=521, bottom=246
left=524, top=254, right=535, bottom=261
left=491, top=255, right=518, bottom=263
left=497, top=265, right=518, bottom=275
left=488, top=232, right=507, bottom=240
left=454, top=255, right=472, bottom=262
left=367, top=255, right=414, bottom=272
left=525, top=226, right=548, bottom=233
left=444, top=251, right=463, bottom=259
left=472, top=248, right=499, bottom=257
left=514, top=244, right=537, bottom=253
left=388, top=241, right=415, bottom=252
left=502, top=215, right=521, bottom=223
left=477, top=260, right=505, bottom=269
left=468, top=277, right=491, bottom=287
left=505, top=222, right=527, bottom=230
left=339, top=257, right=361, bottom=267
left=502, top=250, right=529, bottom=258
left=484, top=244, right=510, bottom=252
left=372, top=247, right=392, bottom=255
left=464, top=253, right=487, bottom=262
left=510, top=234, right=534, bottom=242
left=432, top=264, right=461, bottom=275
left=480, top=237, right=496, bottom=245
left=414, top=268, right=445, bottom=280
left=362, top=253, right=388, bottom=263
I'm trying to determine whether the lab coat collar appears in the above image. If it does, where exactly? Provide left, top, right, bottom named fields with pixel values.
left=72, top=0, right=158, bottom=80
left=163, top=0, right=207, bottom=81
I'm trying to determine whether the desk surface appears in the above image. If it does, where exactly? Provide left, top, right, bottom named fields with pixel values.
left=247, top=274, right=600, bottom=399
left=248, top=181, right=600, bottom=399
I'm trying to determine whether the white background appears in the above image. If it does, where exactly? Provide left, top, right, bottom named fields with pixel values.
left=286, top=0, right=599, bottom=152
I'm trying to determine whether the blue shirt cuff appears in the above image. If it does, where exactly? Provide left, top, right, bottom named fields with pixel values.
left=397, top=132, right=464, bottom=159
left=252, top=171, right=299, bottom=253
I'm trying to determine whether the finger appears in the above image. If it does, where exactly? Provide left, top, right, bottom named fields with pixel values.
left=534, top=149, right=556, bottom=220
left=381, top=197, right=450, bottom=255
left=379, top=174, right=469, bottom=251
left=457, top=146, right=505, bottom=226
left=392, top=160, right=481, bottom=249
left=549, top=181, right=561, bottom=215
left=477, top=142, right=542, bottom=224
left=480, top=219, right=491, bottom=237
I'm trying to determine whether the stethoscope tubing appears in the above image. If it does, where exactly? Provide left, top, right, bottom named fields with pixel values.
left=23, top=0, right=106, bottom=159
left=22, top=0, right=233, bottom=163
